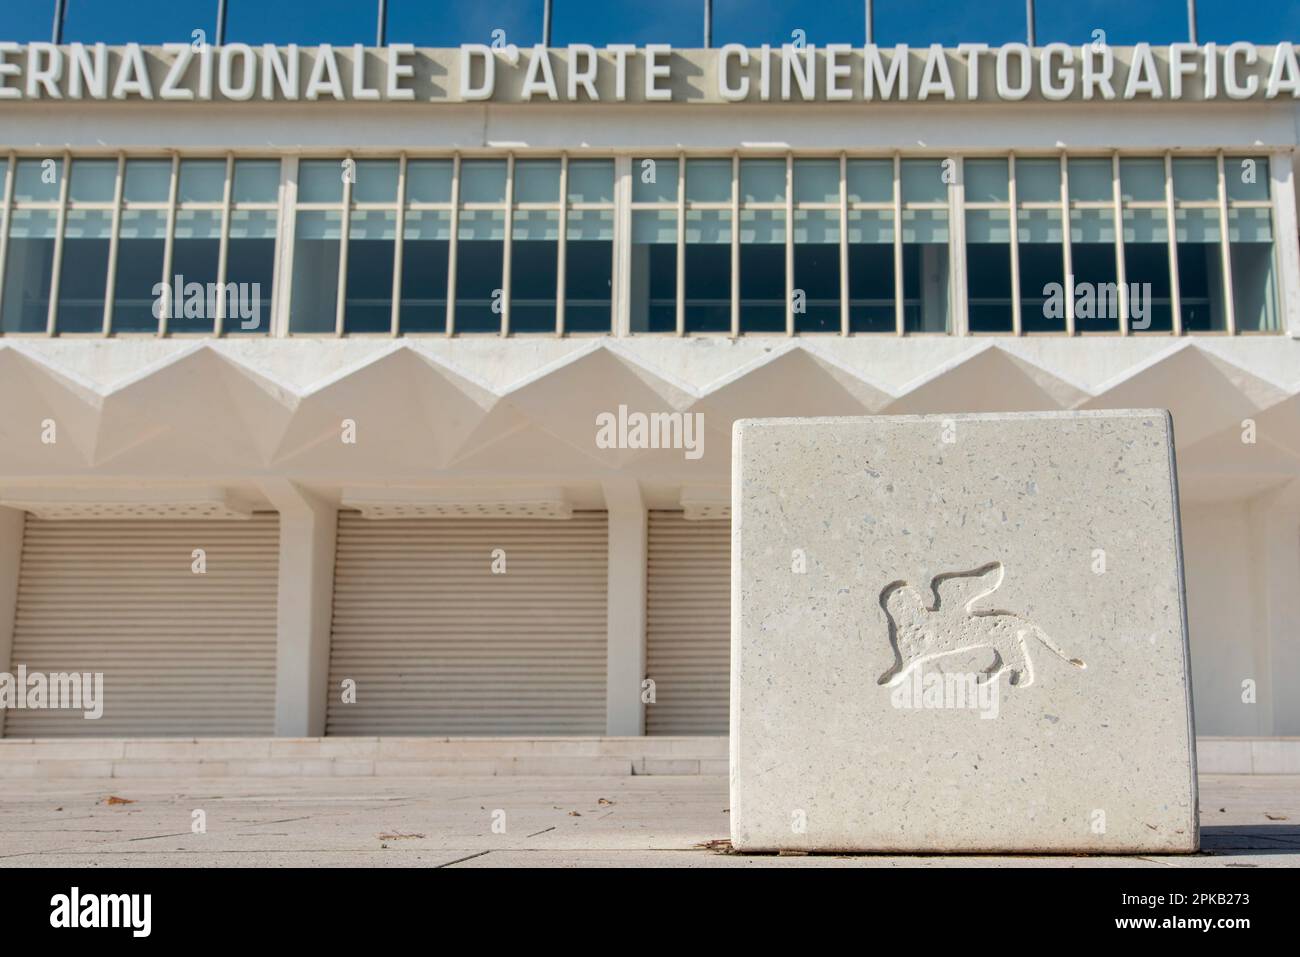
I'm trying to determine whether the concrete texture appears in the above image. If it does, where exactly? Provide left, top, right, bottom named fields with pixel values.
left=732, top=412, right=1197, bottom=853
left=0, top=773, right=1293, bottom=868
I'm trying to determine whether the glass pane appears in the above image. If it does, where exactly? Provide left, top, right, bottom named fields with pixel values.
left=405, top=160, right=453, bottom=204
left=793, top=159, right=839, bottom=205
left=351, top=160, right=398, bottom=205
left=740, top=159, right=785, bottom=204
left=1018, top=209, right=1064, bottom=333
left=225, top=210, right=276, bottom=334
left=739, top=209, right=785, bottom=333
left=344, top=210, right=396, bottom=333
left=510, top=209, right=558, bottom=332
left=168, top=209, right=222, bottom=334
left=56, top=209, right=112, bottom=332
left=13, top=159, right=62, bottom=203
left=455, top=209, right=504, bottom=332
left=178, top=160, right=226, bottom=203
left=966, top=209, right=1012, bottom=333
left=686, top=159, right=731, bottom=204
left=1067, top=158, right=1112, bottom=203
left=298, top=160, right=344, bottom=204
left=1, top=208, right=57, bottom=332
left=68, top=160, right=117, bottom=203
left=1226, top=157, right=1269, bottom=202
left=902, top=230, right=949, bottom=332
left=1069, top=210, right=1120, bottom=333
left=848, top=210, right=894, bottom=332
left=631, top=210, right=676, bottom=333
left=566, top=210, right=613, bottom=333
left=632, top=158, right=677, bottom=203
left=1173, top=158, right=1218, bottom=202
left=901, top=159, right=947, bottom=204
left=112, top=209, right=166, bottom=333
left=1123, top=210, right=1173, bottom=333
left=513, top=159, right=561, bottom=204
left=1016, top=158, right=1060, bottom=204
left=845, top=159, right=892, bottom=204
left=1229, top=210, right=1277, bottom=332
left=567, top=160, right=614, bottom=204
left=232, top=160, right=280, bottom=203
left=459, top=160, right=507, bottom=204
left=289, top=209, right=341, bottom=333
left=399, top=210, right=450, bottom=333
left=684, top=208, right=730, bottom=332
left=1120, top=158, right=1165, bottom=203
left=965, top=159, right=1009, bottom=203
left=793, top=209, right=839, bottom=333
left=123, top=159, right=172, bottom=204
left=1175, top=208, right=1225, bottom=331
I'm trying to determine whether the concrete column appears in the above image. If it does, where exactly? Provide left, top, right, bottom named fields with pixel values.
left=1255, top=479, right=1300, bottom=735
left=603, top=478, right=647, bottom=736
left=262, top=481, right=337, bottom=737
left=0, top=508, right=24, bottom=738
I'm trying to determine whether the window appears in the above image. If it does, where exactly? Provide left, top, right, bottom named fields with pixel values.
left=900, top=159, right=950, bottom=333
left=965, top=159, right=1012, bottom=333
left=846, top=159, right=894, bottom=333
left=1016, top=158, right=1065, bottom=333
left=1, top=150, right=1287, bottom=340
left=1120, top=158, right=1173, bottom=333
left=1225, top=156, right=1279, bottom=333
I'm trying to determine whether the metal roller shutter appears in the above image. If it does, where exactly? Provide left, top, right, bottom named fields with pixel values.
left=645, top=511, right=730, bottom=735
left=326, top=511, right=608, bottom=736
left=5, top=514, right=279, bottom=737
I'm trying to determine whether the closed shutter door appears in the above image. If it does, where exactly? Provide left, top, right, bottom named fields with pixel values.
left=326, top=512, right=608, bottom=735
left=5, top=514, right=279, bottom=737
left=645, top=511, right=730, bottom=735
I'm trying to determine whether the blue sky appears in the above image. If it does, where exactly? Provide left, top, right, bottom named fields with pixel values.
left=1, top=0, right=1297, bottom=46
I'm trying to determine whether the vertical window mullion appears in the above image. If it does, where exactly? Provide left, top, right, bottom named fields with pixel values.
left=1165, top=152, right=1183, bottom=335
left=1113, top=152, right=1129, bottom=334
left=271, top=156, right=295, bottom=337
left=101, top=153, right=125, bottom=335
left=784, top=152, right=794, bottom=336
left=446, top=154, right=460, bottom=336
left=159, top=154, right=179, bottom=337
left=46, top=153, right=71, bottom=335
left=1059, top=153, right=1074, bottom=336
left=675, top=152, right=685, bottom=336
left=1217, top=150, right=1236, bottom=334
left=0, top=153, right=14, bottom=321
left=217, top=153, right=234, bottom=335
left=950, top=156, right=966, bottom=336
left=730, top=152, right=739, bottom=337
left=1008, top=153, right=1022, bottom=336
left=557, top=153, right=568, bottom=336
left=613, top=154, right=631, bottom=336
left=892, top=152, right=903, bottom=335
left=502, top=154, right=514, bottom=337
left=838, top=152, right=848, bottom=336
left=390, top=153, right=406, bottom=336
left=335, top=155, right=352, bottom=337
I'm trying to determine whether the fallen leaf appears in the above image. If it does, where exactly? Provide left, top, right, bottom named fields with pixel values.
left=597, top=797, right=614, bottom=806
left=1265, top=813, right=1289, bottom=821
left=568, top=811, right=582, bottom=817
left=102, top=796, right=135, bottom=806
left=377, top=832, right=424, bottom=840
left=695, top=838, right=733, bottom=852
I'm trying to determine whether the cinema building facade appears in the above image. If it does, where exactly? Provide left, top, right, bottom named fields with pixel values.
left=0, top=41, right=1297, bottom=754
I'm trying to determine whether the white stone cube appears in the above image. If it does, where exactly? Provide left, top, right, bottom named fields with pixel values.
left=731, top=411, right=1198, bottom=853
